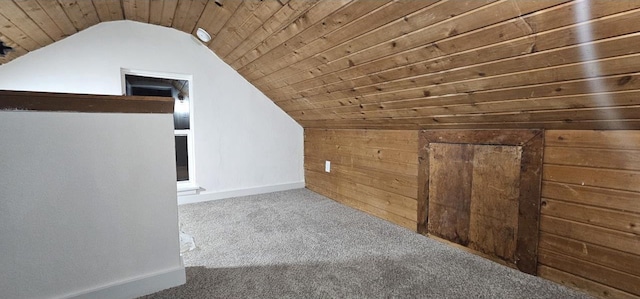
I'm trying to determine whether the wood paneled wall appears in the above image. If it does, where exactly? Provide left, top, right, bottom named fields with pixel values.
left=304, top=129, right=418, bottom=231
left=539, top=130, right=640, bottom=299
left=305, top=128, right=640, bottom=298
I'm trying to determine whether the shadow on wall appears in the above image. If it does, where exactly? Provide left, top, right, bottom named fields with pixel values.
left=139, top=257, right=589, bottom=299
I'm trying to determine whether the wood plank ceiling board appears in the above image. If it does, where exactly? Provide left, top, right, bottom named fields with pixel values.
left=35, top=0, right=77, bottom=36
left=0, top=33, right=26, bottom=64
left=1, top=0, right=640, bottom=130
left=13, top=0, right=66, bottom=41
left=0, top=8, right=41, bottom=51
left=57, top=0, right=100, bottom=31
left=148, top=0, right=164, bottom=25
left=122, top=0, right=150, bottom=23
left=219, top=0, right=287, bottom=58
left=92, top=0, right=124, bottom=22
left=0, top=0, right=54, bottom=47
left=208, top=0, right=280, bottom=58
left=261, top=0, right=499, bottom=93
left=272, top=0, right=494, bottom=93
left=193, top=0, right=242, bottom=42
left=282, top=3, right=633, bottom=112
left=247, top=0, right=442, bottom=87
left=222, top=0, right=317, bottom=64
left=269, top=0, right=548, bottom=102
left=176, top=0, right=208, bottom=34
left=236, top=0, right=386, bottom=80
left=159, top=0, right=179, bottom=27
left=229, top=0, right=353, bottom=70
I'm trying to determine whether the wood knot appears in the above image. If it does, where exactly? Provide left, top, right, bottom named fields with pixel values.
left=618, top=75, right=632, bottom=86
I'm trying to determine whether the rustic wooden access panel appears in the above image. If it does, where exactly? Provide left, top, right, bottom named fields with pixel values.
left=418, top=130, right=544, bottom=275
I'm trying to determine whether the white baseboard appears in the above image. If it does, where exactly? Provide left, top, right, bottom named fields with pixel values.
left=64, top=264, right=186, bottom=299
left=178, top=181, right=305, bottom=205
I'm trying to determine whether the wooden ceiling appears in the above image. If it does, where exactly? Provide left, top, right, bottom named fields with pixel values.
left=1, top=0, right=640, bottom=130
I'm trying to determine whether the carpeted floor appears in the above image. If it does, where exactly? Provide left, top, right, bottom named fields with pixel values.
left=141, top=188, right=591, bottom=299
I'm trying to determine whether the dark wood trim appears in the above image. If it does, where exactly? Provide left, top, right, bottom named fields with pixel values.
left=417, top=133, right=430, bottom=234
left=417, top=129, right=544, bottom=275
left=516, top=131, right=544, bottom=275
left=0, top=90, right=174, bottom=114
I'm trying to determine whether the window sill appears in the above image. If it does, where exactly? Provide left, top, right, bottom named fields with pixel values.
left=177, top=184, right=200, bottom=196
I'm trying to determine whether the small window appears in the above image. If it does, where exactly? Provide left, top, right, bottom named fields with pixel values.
left=124, top=73, right=195, bottom=188
left=175, top=135, right=189, bottom=181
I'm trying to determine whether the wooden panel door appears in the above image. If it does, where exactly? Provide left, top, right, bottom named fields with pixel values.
left=428, top=143, right=524, bottom=268
left=418, top=129, right=543, bottom=275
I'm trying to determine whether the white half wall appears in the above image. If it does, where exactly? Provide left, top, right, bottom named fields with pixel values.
left=0, top=111, right=184, bottom=299
left=0, top=20, right=304, bottom=204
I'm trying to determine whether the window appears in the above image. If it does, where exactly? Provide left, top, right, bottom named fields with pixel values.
left=122, top=70, right=197, bottom=193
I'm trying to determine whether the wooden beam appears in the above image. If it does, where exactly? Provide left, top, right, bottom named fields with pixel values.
left=0, top=90, right=174, bottom=114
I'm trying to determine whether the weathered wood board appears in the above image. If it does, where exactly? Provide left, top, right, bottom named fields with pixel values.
left=468, top=145, right=522, bottom=262
left=428, top=143, right=522, bottom=264
left=427, top=143, right=474, bottom=245
left=419, top=129, right=543, bottom=275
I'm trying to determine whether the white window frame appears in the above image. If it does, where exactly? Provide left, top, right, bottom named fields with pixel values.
left=121, top=68, right=198, bottom=194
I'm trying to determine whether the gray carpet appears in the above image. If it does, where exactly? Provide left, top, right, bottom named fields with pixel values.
left=142, top=188, right=591, bottom=299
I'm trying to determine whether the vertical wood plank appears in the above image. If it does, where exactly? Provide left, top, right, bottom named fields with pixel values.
left=135, top=0, right=151, bottom=23
left=179, top=0, right=207, bottom=33
left=516, top=130, right=544, bottom=274
left=92, top=0, right=123, bottom=21
left=427, top=143, right=474, bottom=245
left=148, top=0, right=164, bottom=25
left=159, top=0, right=178, bottom=27
left=468, top=144, right=521, bottom=262
left=122, top=0, right=136, bottom=20
left=417, top=130, right=429, bottom=234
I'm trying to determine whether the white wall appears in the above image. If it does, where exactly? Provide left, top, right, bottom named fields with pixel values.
left=0, top=111, right=184, bottom=299
left=0, top=20, right=304, bottom=204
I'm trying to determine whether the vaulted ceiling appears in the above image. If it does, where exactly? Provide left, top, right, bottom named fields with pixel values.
left=1, top=0, right=640, bottom=130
